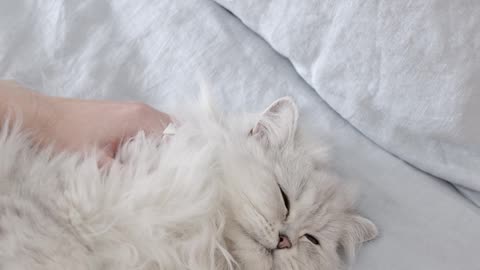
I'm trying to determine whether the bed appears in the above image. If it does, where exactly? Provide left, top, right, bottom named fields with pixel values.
left=1, top=0, right=479, bottom=269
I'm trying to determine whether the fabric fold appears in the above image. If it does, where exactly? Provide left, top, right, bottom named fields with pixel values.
left=214, top=0, right=480, bottom=205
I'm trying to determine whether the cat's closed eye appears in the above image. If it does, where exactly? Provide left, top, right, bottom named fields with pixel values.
left=304, top=234, right=320, bottom=245
left=279, top=185, right=290, bottom=218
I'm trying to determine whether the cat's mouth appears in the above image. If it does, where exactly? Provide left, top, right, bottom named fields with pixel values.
left=248, top=232, right=277, bottom=254
left=262, top=246, right=275, bottom=256
left=232, top=216, right=278, bottom=249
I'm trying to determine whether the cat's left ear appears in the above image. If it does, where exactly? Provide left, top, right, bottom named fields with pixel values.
left=340, top=215, right=378, bottom=260
left=250, top=97, right=299, bottom=148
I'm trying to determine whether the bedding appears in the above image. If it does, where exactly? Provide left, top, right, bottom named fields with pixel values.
left=214, top=0, right=480, bottom=206
left=0, top=0, right=479, bottom=269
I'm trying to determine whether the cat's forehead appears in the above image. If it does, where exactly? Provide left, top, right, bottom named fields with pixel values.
left=272, top=149, right=352, bottom=214
left=272, top=150, right=315, bottom=192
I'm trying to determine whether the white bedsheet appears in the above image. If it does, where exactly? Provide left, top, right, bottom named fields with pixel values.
left=1, top=0, right=479, bottom=269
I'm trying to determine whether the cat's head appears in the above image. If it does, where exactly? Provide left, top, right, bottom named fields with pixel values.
left=220, top=97, right=378, bottom=270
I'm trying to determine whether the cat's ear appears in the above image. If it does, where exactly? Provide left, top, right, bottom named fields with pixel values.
left=340, top=215, right=378, bottom=260
left=348, top=215, right=378, bottom=243
left=250, top=97, right=299, bottom=148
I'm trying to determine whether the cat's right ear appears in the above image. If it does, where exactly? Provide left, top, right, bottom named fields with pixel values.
left=249, top=97, right=299, bottom=149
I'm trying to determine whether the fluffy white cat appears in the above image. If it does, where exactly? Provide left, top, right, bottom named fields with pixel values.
left=0, top=96, right=377, bottom=270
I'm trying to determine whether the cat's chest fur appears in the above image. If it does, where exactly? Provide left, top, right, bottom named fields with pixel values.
left=0, top=121, right=231, bottom=270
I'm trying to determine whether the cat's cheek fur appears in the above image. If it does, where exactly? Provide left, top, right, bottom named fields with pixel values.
left=220, top=147, right=285, bottom=250
left=225, top=227, right=273, bottom=270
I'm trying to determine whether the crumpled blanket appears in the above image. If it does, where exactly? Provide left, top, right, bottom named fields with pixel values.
left=214, top=0, right=480, bottom=206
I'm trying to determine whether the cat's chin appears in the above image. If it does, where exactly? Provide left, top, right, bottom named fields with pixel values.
left=235, top=246, right=274, bottom=270
left=224, top=231, right=275, bottom=270
left=260, top=238, right=279, bottom=252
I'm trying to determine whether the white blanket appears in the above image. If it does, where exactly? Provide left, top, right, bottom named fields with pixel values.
left=214, top=0, right=480, bottom=206
left=1, top=0, right=479, bottom=269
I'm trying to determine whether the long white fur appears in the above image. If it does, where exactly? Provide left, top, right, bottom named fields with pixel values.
left=0, top=96, right=377, bottom=270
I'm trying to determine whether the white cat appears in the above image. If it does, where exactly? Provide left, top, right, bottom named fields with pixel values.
left=0, top=96, right=377, bottom=270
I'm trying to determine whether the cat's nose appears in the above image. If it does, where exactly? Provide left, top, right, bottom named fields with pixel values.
left=277, top=234, right=292, bottom=249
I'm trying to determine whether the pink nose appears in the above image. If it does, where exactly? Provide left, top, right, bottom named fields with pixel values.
left=277, top=234, right=292, bottom=249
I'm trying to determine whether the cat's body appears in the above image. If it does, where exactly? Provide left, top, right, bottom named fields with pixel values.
left=0, top=97, right=377, bottom=270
